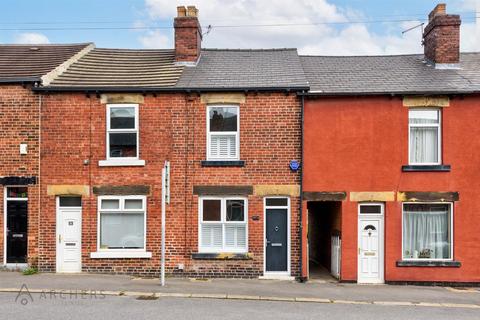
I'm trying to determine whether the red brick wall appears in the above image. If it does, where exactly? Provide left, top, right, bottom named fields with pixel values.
left=0, top=85, right=40, bottom=266
left=40, top=92, right=301, bottom=278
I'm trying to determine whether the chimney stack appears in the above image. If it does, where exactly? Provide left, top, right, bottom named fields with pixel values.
left=174, top=5, right=202, bottom=65
left=423, top=3, right=461, bottom=67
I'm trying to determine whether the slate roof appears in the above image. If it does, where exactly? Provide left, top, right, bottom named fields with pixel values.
left=175, top=48, right=309, bottom=90
left=48, top=48, right=184, bottom=88
left=0, top=43, right=91, bottom=82
left=300, top=53, right=480, bottom=95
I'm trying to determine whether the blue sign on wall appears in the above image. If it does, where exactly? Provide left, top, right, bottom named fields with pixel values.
left=289, top=160, right=300, bottom=171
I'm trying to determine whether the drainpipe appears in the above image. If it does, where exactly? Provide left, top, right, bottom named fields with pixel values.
left=298, top=93, right=305, bottom=282
left=37, top=93, right=42, bottom=269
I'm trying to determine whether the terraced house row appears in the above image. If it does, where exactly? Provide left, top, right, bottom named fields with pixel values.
left=1, top=4, right=479, bottom=285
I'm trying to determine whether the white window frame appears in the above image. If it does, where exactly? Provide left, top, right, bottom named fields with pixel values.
left=198, top=196, right=248, bottom=253
left=358, top=202, right=384, bottom=215
left=408, top=108, right=442, bottom=166
left=99, top=104, right=145, bottom=167
left=206, top=105, right=240, bottom=161
left=3, top=186, right=28, bottom=265
left=91, top=195, right=151, bottom=259
left=401, top=202, right=453, bottom=262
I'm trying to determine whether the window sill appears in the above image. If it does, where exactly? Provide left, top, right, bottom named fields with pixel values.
left=98, top=159, right=145, bottom=167
left=396, top=260, right=460, bottom=267
left=201, top=160, right=245, bottom=167
left=90, top=251, right=152, bottom=259
left=192, top=252, right=252, bottom=260
left=402, top=165, right=451, bottom=172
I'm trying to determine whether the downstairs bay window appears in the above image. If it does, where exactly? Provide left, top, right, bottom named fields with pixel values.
left=402, top=203, right=452, bottom=261
left=91, top=196, right=151, bottom=258
left=199, top=197, right=247, bottom=253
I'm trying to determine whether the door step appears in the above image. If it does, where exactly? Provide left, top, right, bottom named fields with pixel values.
left=259, top=275, right=295, bottom=281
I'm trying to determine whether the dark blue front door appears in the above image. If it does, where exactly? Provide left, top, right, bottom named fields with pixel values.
left=265, top=208, right=288, bottom=272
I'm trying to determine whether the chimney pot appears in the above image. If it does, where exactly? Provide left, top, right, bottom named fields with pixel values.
left=429, top=3, right=446, bottom=22
left=177, top=6, right=187, bottom=17
left=187, top=6, right=198, bottom=17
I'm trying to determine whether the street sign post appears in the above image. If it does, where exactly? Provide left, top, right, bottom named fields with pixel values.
left=161, top=161, right=170, bottom=286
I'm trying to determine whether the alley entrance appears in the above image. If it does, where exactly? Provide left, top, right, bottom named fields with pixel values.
left=307, top=201, right=342, bottom=281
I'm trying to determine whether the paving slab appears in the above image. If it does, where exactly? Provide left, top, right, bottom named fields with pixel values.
left=0, top=271, right=478, bottom=306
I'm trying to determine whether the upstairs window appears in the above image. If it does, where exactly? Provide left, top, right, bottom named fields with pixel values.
left=207, top=105, right=239, bottom=160
left=408, top=109, right=441, bottom=165
left=107, top=104, right=139, bottom=159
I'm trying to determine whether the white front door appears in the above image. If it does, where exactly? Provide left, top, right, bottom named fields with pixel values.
left=358, top=204, right=384, bottom=284
left=56, top=198, right=82, bottom=273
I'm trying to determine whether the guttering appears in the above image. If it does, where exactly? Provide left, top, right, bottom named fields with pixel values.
left=298, top=90, right=479, bottom=97
left=0, top=77, right=40, bottom=84
left=33, top=86, right=310, bottom=94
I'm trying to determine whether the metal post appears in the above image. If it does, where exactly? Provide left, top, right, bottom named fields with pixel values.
left=160, top=165, right=166, bottom=286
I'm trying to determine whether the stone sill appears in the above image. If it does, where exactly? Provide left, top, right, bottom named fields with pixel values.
left=402, top=165, right=451, bottom=172
left=192, top=253, right=252, bottom=260
left=201, top=160, right=245, bottom=167
left=396, top=260, right=461, bottom=267
left=98, top=159, right=145, bottom=167
left=90, top=251, right=152, bottom=259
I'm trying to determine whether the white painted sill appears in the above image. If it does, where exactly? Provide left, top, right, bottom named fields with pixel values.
left=90, top=251, right=152, bottom=259
left=98, top=159, right=145, bottom=167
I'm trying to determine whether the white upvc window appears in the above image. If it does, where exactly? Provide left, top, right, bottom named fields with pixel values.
left=107, top=104, right=139, bottom=159
left=97, top=196, right=146, bottom=251
left=408, top=109, right=441, bottom=165
left=207, top=105, right=239, bottom=160
left=402, top=202, right=453, bottom=261
left=199, top=197, right=247, bottom=253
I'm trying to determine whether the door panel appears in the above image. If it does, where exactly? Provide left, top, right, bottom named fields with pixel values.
left=358, top=218, right=383, bottom=283
left=6, top=200, right=28, bottom=263
left=265, top=208, right=288, bottom=272
left=57, top=208, right=82, bottom=273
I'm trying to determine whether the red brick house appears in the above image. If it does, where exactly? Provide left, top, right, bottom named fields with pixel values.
left=2, top=3, right=479, bottom=285
left=0, top=43, right=91, bottom=269
left=32, top=6, right=308, bottom=278
left=300, top=4, right=480, bottom=284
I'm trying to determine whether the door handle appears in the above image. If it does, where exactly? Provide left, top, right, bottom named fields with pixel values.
left=58, top=234, right=62, bottom=243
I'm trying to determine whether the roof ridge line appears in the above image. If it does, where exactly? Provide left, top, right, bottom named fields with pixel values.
left=202, top=48, right=297, bottom=52
left=0, top=42, right=93, bottom=47
left=299, top=53, right=424, bottom=58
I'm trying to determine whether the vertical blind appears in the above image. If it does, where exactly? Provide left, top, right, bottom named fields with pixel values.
left=100, top=212, right=144, bottom=249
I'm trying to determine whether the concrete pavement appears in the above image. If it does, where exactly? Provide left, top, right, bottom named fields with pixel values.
left=0, top=271, right=479, bottom=308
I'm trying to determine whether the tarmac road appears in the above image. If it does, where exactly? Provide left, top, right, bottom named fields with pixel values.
left=1, top=292, right=479, bottom=320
